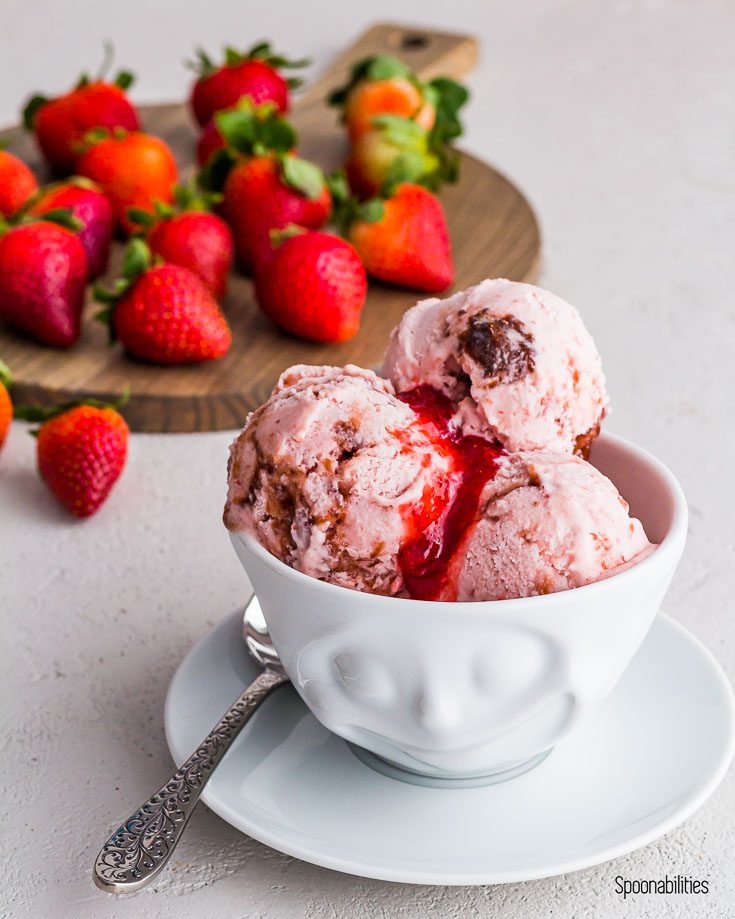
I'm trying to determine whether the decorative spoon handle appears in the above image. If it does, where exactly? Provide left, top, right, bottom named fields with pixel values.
left=93, top=668, right=288, bottom=893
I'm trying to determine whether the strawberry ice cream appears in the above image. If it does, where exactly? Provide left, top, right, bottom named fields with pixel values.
left=383, top=278, right=608, bottom=456
left=225, top=277, right=652, bottom=602
left=453, top=451, right=652, bottom=601
left=224, top=364, right=453, bottom=596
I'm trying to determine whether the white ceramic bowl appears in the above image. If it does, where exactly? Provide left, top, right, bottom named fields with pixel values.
left=230, top=432, right=687, bottom=782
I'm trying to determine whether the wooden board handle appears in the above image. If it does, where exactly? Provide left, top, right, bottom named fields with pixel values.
left=298, top=22, right=479, bottom=111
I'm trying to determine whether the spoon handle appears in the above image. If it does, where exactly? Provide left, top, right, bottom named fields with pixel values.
left=93, top=668, right=288, bottom=893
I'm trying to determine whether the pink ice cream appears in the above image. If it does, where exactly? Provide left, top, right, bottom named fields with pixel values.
left=383, top=278, right=608, bottom=456
left=454, top=451, right=652, bottom=601
left=224, top=364, right=452, bottom=596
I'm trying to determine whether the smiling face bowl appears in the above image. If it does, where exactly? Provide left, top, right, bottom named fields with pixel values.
left=230, top=432, right=687, bottom=782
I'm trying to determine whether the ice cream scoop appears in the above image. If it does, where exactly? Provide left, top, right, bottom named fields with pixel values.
left=453, top=450, right=652, bottom=601
left=383, top=278, right=608, bottom=456
left=224, top=364, right=453, bottom=596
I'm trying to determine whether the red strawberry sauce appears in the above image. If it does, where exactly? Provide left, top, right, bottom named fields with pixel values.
left=397, top=386, right=504, bottom=601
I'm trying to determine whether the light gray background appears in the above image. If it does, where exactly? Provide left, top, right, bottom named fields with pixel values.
left=1, top=1, right=734, bottom=917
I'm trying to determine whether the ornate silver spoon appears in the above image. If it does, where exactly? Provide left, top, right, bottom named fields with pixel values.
left=93, top=597, right=287, bottom=893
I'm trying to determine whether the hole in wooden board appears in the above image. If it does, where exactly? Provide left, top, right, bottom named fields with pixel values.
left=387, top=31, right=430, bottom=51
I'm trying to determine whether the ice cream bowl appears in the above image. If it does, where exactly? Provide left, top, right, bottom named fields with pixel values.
left=229, top=431, right=687, bottom=786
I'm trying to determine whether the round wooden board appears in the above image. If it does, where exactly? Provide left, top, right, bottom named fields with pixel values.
left=0, top=28, right=541, bottom=432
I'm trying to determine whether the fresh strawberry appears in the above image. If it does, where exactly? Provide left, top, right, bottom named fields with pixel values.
left=331, top=56, right=468, bottom=144
left=197, top=119, right=225, bottom=167
left=77, top=130, right=178, bottom=234
left=224, top=153, right=330, bottom=271
left=254, top=227, right=366, bottom=342
left=334, top=179, right=453, bottom=292
left=16, top=397, right=129, bottom=517
left=29, top=177, right=113, bottom=278
left=0, top=149, right=38, bottom=217
left=200, top=102, right=331, bottom=271
left=22, top=54, right=139, bottom=175
left=0, top=213, right=87, bottom=347
left=128, top=183, right=233, bottom=299
left=0, top=360, right=12, bottom=450
left=189, top=42, right=308, bottom=127
left=95, top=239, right=231, bottom=364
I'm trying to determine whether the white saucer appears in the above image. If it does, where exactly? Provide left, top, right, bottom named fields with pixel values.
left=165, top=609, right=734, bottom=885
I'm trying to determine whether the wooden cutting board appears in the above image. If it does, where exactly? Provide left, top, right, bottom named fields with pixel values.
left=0, top=23, right=540, bottom=432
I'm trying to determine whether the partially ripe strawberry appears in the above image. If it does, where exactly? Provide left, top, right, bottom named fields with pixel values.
left=345, top=115, right=440, bottom=198
left=129, top=184, right=233, bottom=299
left=0, top=150, right=38, bottom=218
left=188, top=42, right=308, bottom=126
left=0, top=360, right=12, bottom=450
left=95, top=239, right=232, bottom=364
left=0, top=215, right=87, bottom=347
left=23, top=62, right=139, bottom=175
left=77, top=130, right=178, bottom=234
left=16, top=398, right=129, bottom=517
left=30, top=177, right=113, bottom=278
left=329, top=55, right=435, bottom=141
left=254, top=228, right=367, bottom=343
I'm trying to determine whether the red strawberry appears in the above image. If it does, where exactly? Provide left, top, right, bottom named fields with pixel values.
left=95, top=239, right=232, bottom=364
left=0, top=149, right=38, bottom=217
left=224, top=153, right=330, bottom=271
left=129, top=184, right=233, bottom=299
left=0, top=215, right=87, bottom=347
left=254, top=228, right=366, bottom=342
left=29, top=177, right=113, bottom=278
left=0, top=360, right=12, bottom=450
left=16, top=398, right=129, bottom=517
left=337, top=181, right=453, bottom=292
left=197, top=119, right=225, bottom=167
left=23, top=61, right=139, bottom=175
left=189, top=42, right=308, bottom=127
left=77, top=130, right=178, bottom=234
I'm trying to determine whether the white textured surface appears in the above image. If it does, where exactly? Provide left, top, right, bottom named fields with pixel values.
left=0, top=1, right=733, bottom=917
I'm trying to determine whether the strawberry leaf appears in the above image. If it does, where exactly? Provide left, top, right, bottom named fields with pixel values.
left=22, top=95, right=48, bottom=130
left=40, top=208, right=84, bottom=232
left=270, top=224, right=306, bottom=248
left=199, top=148, right=237, bottom=193
left=15, top=388, right=130, bottom=429
left=224, top=46, right=244, bottom=67
left=373, top=114, right=427, bottom=146
left=114, top=70, right=135, bottom=90
left=126, top=207, right=156, bottom=228
left=381, top=150, right=427, bottom=195
left=187, top=47, right=215, bottom=77
left=122, top=238, right=151, bottom=280
left=428, top=77, right=469, bottom=145
left=246, top=41, right=310, bottom=69
left=357, top=198, right=385, bottom=223
left=365, top=55, right=411, bottom=81
left=0, top=359, right=11, bottom=389
left=329, top=54, right=410, bottom=108
left=279, top=155, right=325, bottom=200
left=214, top=102, right=296, bottom=157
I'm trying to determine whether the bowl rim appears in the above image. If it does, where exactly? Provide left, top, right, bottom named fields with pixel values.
left=230, top=431, right=688, bottom=612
